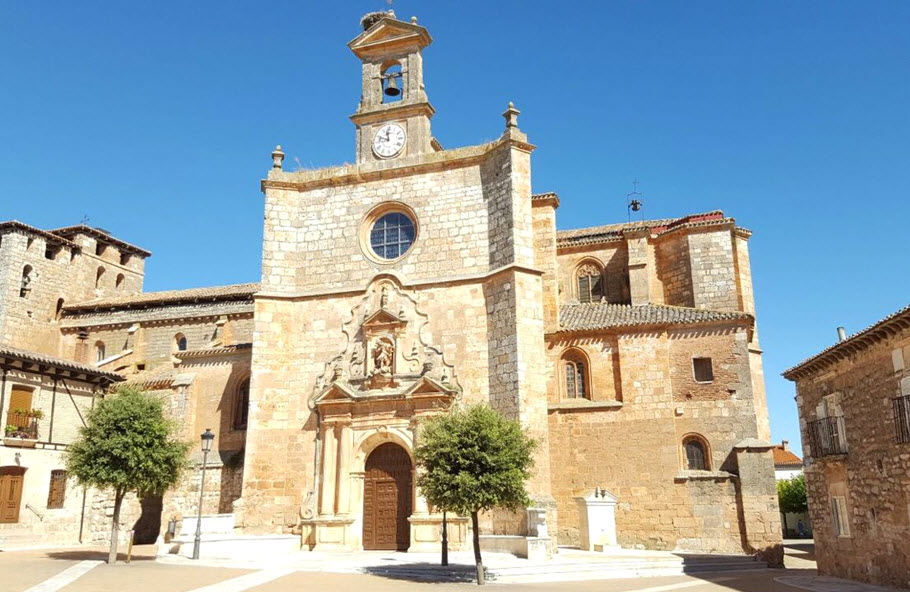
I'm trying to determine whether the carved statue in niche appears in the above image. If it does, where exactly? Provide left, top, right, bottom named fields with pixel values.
left=372, top=337, right=394, bottom=375
left=380, top=284, right=390, bottom=309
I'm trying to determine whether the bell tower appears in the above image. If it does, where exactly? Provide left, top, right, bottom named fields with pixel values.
left=349, top=12, right=435, bottom=164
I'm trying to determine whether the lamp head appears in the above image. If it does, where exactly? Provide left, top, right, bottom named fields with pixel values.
left=201, top=428, right=215, bottom=453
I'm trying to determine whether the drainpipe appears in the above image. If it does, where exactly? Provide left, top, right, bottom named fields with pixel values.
left=1, top=366, right=7, bottom=429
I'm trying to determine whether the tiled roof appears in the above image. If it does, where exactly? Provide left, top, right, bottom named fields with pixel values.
left=0, top=220, right=80, bottom=249
left=50, top=224, right=151, bottom=257
left=772, top=445, right=803, bottom=467
left=556, top=211, right=738, bottom=248
left=531, top=192, right=560, bottom=207
left=0, top=343, right=124, bottom=382
left=175, top=343, right=252, bottom=360
left=556, top=303, right=752, bottom=333
left=782, top=303, right=910, bottom=380
left=64, top=283, right=260, bottom=313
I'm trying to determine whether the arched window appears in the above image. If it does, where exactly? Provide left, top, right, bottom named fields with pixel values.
left=682, top=435, right=710, bottom=471
left=95, top=341, right=106, bottom=363
left=562, top=349, right=590, bottom=399
left=120, top=253, right=131, bottom=266
left=54, top=298, right=65, bottom=321
left=174, top=333, right=187, bottom=352
left=576, top=261, right=604, bottom=303
left=95, top=267, right=105, bottom=289
left=115, top=273, right=125, bottom=290
left=19, top=265, right=33, bottom=298
left=233, top=378, right=250, bottom=430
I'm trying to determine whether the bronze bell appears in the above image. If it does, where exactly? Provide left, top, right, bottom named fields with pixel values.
left=384, top=75, right=401, bottom=97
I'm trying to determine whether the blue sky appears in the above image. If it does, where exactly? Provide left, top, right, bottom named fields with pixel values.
left=2, top=2, right=908, bottom=453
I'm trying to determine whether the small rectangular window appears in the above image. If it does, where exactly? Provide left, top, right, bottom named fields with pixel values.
left=832, top=496, right=850, bottom=537
left=47, top=470, right=66, bottom=509
left=693, top=357, right=714, bottom=382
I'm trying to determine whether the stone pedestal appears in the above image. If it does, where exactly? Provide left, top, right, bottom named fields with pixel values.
left=575, top=489, right=618, bottom=551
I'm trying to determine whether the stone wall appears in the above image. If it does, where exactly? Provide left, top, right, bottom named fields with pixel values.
left=794, top=327, right=910, bottom=589
left=546, top=325, right=779, bottom=555
left=0, top=227, right=145, bottom=357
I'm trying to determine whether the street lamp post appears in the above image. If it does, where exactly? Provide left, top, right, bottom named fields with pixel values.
left=192, top=428, right=215, bottom=560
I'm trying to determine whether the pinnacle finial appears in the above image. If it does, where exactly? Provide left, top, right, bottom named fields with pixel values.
left=411, top=16, right=418, bottom=24
left=271, top=145, right=285, bottom=170
left=502, top=102, right=520, bottom=129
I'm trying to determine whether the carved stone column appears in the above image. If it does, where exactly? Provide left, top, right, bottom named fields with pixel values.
left=320, top=423, right=337, bottom=516
left=336, top=423, right=353, bottom=515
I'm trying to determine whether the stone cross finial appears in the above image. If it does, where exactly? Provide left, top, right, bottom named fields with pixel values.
left=502, top=101, right=520, bottom=129
left=271, top=145, right=285, bottom=170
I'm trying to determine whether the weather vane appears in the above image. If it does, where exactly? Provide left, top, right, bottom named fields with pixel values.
left=626, top=180, right=644, bottom=222
left=80, top=214, right=90, bottom=225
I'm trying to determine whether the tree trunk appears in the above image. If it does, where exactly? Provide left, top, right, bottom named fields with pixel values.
left=781, top=511, right=788, bottom=539
left=108, top=489, right=124, bottom=564
left=441, top=511, right=448, bottom=566
left=471, top=511, right=484, bottom=585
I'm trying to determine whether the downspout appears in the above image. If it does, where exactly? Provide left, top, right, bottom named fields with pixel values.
left=1, top=365, right=7, bottom=429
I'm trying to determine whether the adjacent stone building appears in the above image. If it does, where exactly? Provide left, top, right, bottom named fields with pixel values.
left=1, top=12, right=782, bottom=561
left=784, top=306, right=910, bottom=588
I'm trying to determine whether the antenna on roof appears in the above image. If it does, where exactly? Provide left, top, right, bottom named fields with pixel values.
left=626, top=180, right=644, bottom=222
left=80, top=215, right=90, bottom=225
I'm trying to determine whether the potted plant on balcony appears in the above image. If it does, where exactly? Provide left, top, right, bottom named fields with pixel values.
left=3, top=408, right=39, bottom=447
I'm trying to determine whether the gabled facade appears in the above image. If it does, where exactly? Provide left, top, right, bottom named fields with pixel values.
left=1, top=11, right=781, bottom=562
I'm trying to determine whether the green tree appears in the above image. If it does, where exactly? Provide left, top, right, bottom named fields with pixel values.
left=65, top=386, right=190, bottom=564
left=415, top=404, right=536, bottom=585
left=777, top=474, right=808, bottom=535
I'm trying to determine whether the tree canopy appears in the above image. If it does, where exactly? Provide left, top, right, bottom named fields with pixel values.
left=777, top=473, right=808, bottom=515
left=415, top=404, right=536, bottom=584
left=66, top=385, right=190, bottom=563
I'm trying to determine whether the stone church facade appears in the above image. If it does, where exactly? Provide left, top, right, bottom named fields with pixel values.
left=0, top=13, right=781, bottom=560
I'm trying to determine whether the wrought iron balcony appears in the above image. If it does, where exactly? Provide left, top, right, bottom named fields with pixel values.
left=893, top=395, right=910, bottom=444
left=4, top=410, right=40, bottom=443
left=808, top=416, right=848, bottom=457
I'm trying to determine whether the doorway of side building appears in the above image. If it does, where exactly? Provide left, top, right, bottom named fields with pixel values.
left=362, top=442, right=412, bottom=551
left=0, top=466, right=26, bottom=524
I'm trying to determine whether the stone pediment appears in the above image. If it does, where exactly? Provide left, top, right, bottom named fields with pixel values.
left=348, top=18, right=432, bottom=59
left=312, top=375, right=456, bottom=408
left=361, top=308, right=406, bottom=333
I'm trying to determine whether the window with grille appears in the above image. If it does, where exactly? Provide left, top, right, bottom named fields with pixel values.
left=693, top=357, right=714, bottom=382
left=564, top=359, right=588, bottom=399
left=369, top=212, right=416, bottom=260
left=893, top=395, right=910, bottom=444
left=683, top=436, right=709, bottom=470
left=47, top=470, right=66, bottom=509
left=576, top=263, right=603, bottom=303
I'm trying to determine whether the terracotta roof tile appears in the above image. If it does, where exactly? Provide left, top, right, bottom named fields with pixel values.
left=556, top=211, right=734, bottom=248
left=783, top=303, right=910, bottom=380
left=64, top=283, right=260, bottom=313
left=772, top=445, right=803, bottom=467
left=50, top=224, right=151, bottom=257
left=557, top=303, right=752, bottom=333
left=0, top=343, right=124, bottom=382
left=0, top=220, right=80, bottom=250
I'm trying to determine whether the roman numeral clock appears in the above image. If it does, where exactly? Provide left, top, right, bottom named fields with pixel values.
left=372, top=123, right=406, bottom=158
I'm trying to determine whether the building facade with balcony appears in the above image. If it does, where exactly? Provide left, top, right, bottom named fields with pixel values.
left=784, top=304, right=910, bottom=589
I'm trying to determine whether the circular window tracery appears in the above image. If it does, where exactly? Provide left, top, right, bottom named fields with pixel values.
left=369, top=211, right=416, bottom=261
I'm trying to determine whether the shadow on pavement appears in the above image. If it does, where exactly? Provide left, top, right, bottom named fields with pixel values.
left=362, top=562, right=488, bottom=584
left=45, top=549, right=156, bottom=563
left=784, top=542, right=816, bottom=562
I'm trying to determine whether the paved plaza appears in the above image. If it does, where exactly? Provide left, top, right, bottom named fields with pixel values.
left=3, top=540, right=901, bottom=592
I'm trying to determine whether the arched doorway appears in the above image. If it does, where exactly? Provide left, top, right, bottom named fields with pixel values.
left=362, top=442, right=412, bottom=551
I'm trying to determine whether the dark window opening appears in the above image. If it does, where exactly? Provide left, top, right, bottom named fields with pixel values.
left=19, top=265, right=33, bottom=298
left=234, top=379, right=250, bottom=430
left=693, top=357, right=714, bottom=382
left=564, top=359, right=588, bottom=399
left=684, top=437, right=709, bottom=470
left=370, top=212, right=416, bottom=260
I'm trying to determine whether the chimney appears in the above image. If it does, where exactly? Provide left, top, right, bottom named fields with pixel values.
left=837, top=326, right=847, bottom=342
left=781, top=439, right=789, bottom=451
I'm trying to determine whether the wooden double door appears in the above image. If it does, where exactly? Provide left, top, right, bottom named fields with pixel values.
left=362, top=443, right=412, bottom=551
left=0, top=467, right=26, bottom=524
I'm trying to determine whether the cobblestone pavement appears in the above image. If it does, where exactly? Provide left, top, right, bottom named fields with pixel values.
left=1, top=540, right=900, bottom=592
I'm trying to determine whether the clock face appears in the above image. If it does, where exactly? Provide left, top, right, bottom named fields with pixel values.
left=372, top=123, right=406, bottom=158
